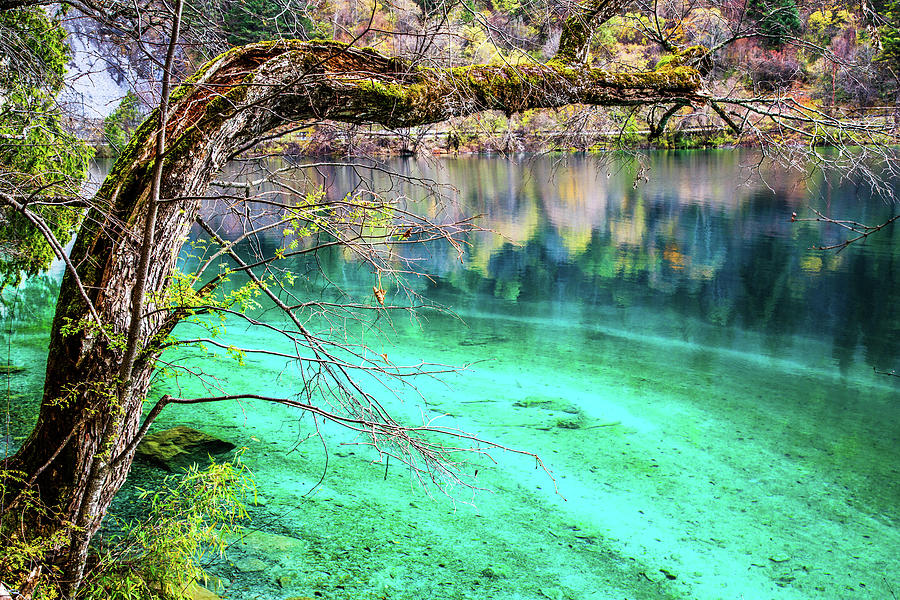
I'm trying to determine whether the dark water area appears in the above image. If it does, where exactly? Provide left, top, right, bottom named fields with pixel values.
left=3, top=150, right=899, bottom=599
left=202, top=151, right=900, bottom=377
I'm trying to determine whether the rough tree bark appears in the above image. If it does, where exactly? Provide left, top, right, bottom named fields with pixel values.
left=2, top=34, right=703, bottom=595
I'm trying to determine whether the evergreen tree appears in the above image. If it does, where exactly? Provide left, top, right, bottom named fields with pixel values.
left=0, top=7, right=92, bottom=285
left=102, top=91, right=144, bottom=154
left=223, top=0, right=322, bottom=45
left=878, top=0, right=900, bottom=70
left=746, top=0, right=803, bottom=47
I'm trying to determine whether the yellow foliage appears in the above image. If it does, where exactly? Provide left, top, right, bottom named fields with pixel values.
left=663, top=244, right=687, bottom=270
left=807, top=9, right=854, bottom=34
left=806, top=9, right=855, bottom=45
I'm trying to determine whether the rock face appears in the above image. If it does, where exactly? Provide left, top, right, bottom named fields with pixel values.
left=60, top=8, right=153, bottom=122
left=135, top=426, right=235, bottom=471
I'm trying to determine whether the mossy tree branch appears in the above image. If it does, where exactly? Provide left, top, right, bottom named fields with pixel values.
left=555, top=0, right=622, bottom=62
left=101, top=38, right=703, bottom=213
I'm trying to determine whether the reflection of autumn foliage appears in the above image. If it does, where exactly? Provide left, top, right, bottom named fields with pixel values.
left=461, top=154, right=826, bottom=292
left=217, top=154, right=853, bottom=298
left=443, top=156, right=897, bottom=372
left=539, top=165, right=611, bottom=256
left=663, top=243, right=687, bottom=270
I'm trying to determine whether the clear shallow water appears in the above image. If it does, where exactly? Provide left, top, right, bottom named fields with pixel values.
left=4, top=151, right=900, bottom=599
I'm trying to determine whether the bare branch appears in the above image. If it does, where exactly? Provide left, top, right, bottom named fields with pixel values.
left=159, top=392, right=558, bottom=494
left=792, top=209, right=900, bottom=253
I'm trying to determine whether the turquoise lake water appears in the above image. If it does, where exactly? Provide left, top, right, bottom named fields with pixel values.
left=4, top=150, right=899, bottom=599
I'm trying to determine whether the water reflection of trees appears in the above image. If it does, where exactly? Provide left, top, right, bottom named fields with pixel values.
left=437, top=154, right=897, bottom=374
left=201, top=153, right=898, bottom=374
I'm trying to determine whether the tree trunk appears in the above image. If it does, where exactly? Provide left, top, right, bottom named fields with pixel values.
left=4, top=39, right=702, bottom=593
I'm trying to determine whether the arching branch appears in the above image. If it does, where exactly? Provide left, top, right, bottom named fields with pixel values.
left=649, top=101, right=689, bottom=139
left=101, top=39, right=702, bottom=205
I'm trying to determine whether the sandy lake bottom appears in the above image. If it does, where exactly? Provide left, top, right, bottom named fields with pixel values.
left=87, top=302, right=900, bottom=600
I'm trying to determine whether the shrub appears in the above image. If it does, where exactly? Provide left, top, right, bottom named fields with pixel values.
left=749, top=49, right=804, bottom=89
left=81, top=454, right=255, bottom=600
left=806, top=8, right=855, bottom=47
left=223, top=0, right=323, bottom=45
left=832, top=45, right=884, bottom=105
left=878, top=0, right=900, bottom=70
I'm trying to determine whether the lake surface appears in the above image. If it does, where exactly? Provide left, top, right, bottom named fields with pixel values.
left=4, top=151, right=899, bottom=599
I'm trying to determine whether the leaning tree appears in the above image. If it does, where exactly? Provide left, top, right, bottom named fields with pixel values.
left=0, top=0, right=897, bottom=595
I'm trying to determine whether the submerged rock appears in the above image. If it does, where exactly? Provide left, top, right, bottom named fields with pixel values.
left=275, top=571, right=301, bottom=588
left=135, top=426, right=235, bottom=471
left=228, top=529, right=310, bottom=567
left=151, top=580, right=221, bottom=600
left=184, top=582, right=222, bottom=600
left=514, top=396, right=581, bottom=414
left=233, top=557, right=268, bottom=573
left=479, top=566, right=502, bottom=579
left=459, top=333, right=509, bottom=346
